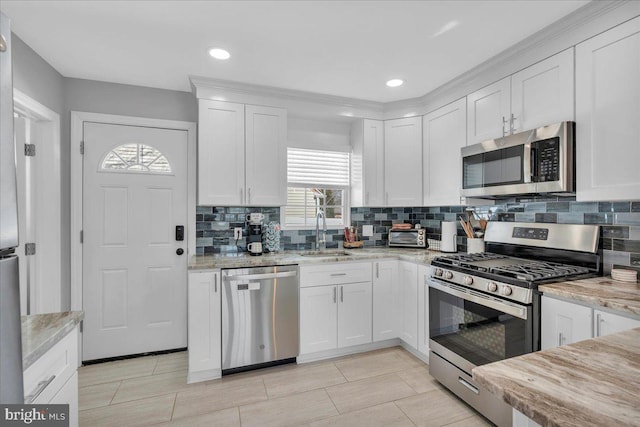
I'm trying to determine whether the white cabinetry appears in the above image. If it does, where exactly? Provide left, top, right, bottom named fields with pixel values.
left=384, top=117, right=422, bottom=206
left=422, top=98, right=467, bottom=206
left=23, top=326, right=79, bottom=427
left=418, top=265, right=429, bottom=357
left=187, top=270, right=221, bottom=383
left=351, top=119, right=385, bottom=207
left=417, top=264, right=430, bottom=357
left=198, top=100, right=287, bottom=206
left=372, top=260, right=399, bottom=342
left=467, top=49, right=574, bottom=145
left=542, top=295, right=640, bottom=350
left=541, top=296, right=592, bottom=350
left=594, top=309, right=640, bottom=338
left=576, top=17, right=640, bottom=201
left=299, top=262, right=373, bottom=355
left=398, top=261, right=418, bottom=349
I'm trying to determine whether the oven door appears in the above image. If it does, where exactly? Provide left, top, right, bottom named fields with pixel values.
left=428, top=278, right=533, bottom=375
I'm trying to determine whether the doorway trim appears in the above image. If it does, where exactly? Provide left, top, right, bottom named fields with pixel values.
left=70, top=112, right=197, bottom=317
left=13, top=89, right=62, bottom=314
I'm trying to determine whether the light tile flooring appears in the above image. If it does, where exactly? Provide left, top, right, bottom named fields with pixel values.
left=78, top=347, right=493, bottom=427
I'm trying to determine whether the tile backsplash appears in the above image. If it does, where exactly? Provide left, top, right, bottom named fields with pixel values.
left=196, top=199, right=640, bottom=275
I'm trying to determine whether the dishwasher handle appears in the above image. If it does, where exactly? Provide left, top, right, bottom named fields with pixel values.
left=224, top=271, right=297, bottom=282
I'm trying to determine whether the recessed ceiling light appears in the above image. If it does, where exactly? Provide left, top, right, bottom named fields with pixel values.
left=209, top=48, right=230, bottom=60
left=386, top=79, right=404, bottom=88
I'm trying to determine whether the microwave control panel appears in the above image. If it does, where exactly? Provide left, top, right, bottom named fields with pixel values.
left=532, top=138, right=559, bottom=182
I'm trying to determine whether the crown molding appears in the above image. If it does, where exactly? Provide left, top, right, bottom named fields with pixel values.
left=192, top=1, right=638, bottom=121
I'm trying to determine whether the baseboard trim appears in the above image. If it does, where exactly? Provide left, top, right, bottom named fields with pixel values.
left=187, top=368, right=222, bottom=384
left=296, top=338, right=402, bottom=364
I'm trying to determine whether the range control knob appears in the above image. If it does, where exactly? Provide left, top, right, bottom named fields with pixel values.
left=444, top=271, right=454, bottom=280
left=487, top=282, right=498, bottom=292
left=463, top=276, right=474, bottom=285
left=502, top=286, right=513, bottom=296
left=434, top=268, right=443, bottom=277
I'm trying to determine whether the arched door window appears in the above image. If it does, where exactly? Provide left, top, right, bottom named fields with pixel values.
left=100, top=143, right=172, bottom=174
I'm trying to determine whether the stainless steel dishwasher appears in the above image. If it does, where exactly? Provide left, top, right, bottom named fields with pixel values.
left=221, top=265, right=299, bottom=373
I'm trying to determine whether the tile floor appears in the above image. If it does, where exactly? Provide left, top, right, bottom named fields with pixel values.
left=78, top=346, right=493, bottom=427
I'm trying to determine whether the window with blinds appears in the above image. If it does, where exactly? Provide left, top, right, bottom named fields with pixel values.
left=283, top=148, right=350, bottom=228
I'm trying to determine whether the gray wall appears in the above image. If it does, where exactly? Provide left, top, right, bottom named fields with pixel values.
left=12, top=34, right=197, bottom=310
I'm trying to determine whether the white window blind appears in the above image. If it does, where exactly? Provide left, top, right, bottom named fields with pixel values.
left=287, top=148, right=350, bottom=187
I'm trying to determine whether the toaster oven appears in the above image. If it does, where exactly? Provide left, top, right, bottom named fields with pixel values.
left=388, top=229, right=427, bottom=248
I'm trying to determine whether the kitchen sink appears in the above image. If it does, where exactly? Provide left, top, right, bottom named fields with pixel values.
left=299, top=250, right=351, bottom=257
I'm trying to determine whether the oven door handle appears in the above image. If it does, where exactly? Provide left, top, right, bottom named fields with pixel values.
left=428, top=278, right=528, bottom=320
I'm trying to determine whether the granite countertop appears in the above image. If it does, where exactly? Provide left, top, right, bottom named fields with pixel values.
left=189, top=247, right=442, bottom=270
left=540, top=276, right=640, bottom=317
left=473, top=327, right=640, bottom=427
left=22, top=311, right=84, bottom=371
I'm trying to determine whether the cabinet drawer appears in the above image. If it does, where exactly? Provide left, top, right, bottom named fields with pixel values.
left=24, top=326, right=79, bottom=404
left=300, top=262, right=372, bottom=287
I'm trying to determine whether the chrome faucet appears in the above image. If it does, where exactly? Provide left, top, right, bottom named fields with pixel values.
left=315, top=210, right=327, bottom=251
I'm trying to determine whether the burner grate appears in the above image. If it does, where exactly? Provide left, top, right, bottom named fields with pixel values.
left=489, top=262, right=590, bottom=282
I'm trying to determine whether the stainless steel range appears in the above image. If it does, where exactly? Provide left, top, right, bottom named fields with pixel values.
left=428, top=222, right=601, bottom=427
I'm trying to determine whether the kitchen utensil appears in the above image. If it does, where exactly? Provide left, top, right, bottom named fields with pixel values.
left=467, top=238, right=485, bottom=254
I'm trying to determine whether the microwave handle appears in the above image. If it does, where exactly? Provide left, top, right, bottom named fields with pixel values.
left=523, top=143, right=533, bottom=184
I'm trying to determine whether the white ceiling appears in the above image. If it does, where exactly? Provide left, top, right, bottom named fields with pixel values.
left=2, top=0, right=589, bottom=103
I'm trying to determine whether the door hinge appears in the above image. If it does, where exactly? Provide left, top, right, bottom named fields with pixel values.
left=80, top=230, right=83, bottom=243
left=80, top=141, right=84, bottom=155
left=25, top=243, right=36, bottom=256
left=24, top=144, right=36, bottom=157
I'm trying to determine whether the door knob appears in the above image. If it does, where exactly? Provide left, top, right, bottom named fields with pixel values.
left=176, top=248, right=184, bottom=255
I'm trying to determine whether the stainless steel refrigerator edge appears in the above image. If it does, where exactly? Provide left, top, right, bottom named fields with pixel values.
left=0, top=12, right=25, bottom=403
left=222, top=266, right=299, bottom=371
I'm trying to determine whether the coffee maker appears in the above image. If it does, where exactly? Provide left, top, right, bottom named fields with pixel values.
left=246, top=213, right=264, bottom=256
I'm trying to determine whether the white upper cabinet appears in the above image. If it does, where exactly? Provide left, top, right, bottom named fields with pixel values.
left=576, top=17, right=640, bottom=201
left=198, top=99, right=245, bottom=205
left=198, top=100, right=287, bottom=206
left=467, top=77, right=511, bottom=145
left=423, top=98, right=467, bottom=206
left=467, top=49, right=574, bottom=145
left=245, top=105, right=287, bottom=206
left=384, top=117, right=423, bottom=206
left=511, top=48, right=574, bottom=132
left=351, top=119, right=385, bottom=207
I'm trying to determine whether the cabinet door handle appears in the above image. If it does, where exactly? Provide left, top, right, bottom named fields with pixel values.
left=510, top=113, right=517, bottom=133
left=248, top=187, right=251, bottom=204
left=340, top=286, right=344, bottom=302
left=25, top=375, right=56, bottom=404
left=596, top=313, right=603, bottom=337
left=333, top=287, right=337, bottom=303
left=330, top=273, right=347, bottom=277
left=214, top=274, right=217, bottom=293
left=558, top=332, right=564, bottom=346
left=502, top=116, right=509, bottom=136
left=376, top=263, right=379, bottom=279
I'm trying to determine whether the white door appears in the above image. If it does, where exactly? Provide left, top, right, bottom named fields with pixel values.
left=187, top=271, right=221, bottom=375
left=82, top=122, right=188, bottom=361
left=384, top=117, right=422, bottom=206
left=299, top=286, right=337, bottom=354
left=467, top=77, right=511, bottom=144
left=398, top=261, right=418, bottom=349
left=372, top=260, right=398, bottom=342
left=337, top=282, right=372, bottom=348
left=594, top=309, right=640, bottom=338
left=423, top=97, right=467, bottom=206
left=541, top=296, right=592, bottom=350
left=417, top=264, right=430, bottom=357
left=245, top=105, right=287, bottom=206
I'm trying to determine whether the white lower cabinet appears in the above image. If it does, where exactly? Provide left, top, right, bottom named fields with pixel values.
left=542, top=295, right=640, bottom=350
left=541, top=296, right=592, bottom=350
left=594, top=309, right=640, bottom=338
left=417, top=264, right=430, bottom=357
left=299, top=282, right=372, bottom=354
left=372, top=260, right=399, bottom=342
left=187, top=270, right=221, bottom=383
left=398, top=261, right=418, bottom=349
left=23, top=325, right=79, bottom=427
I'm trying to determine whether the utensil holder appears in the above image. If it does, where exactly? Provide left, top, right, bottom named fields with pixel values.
left=467, top=238, right=485, bottom=254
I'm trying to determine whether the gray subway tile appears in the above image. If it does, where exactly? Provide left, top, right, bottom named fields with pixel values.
left=614, top=213, right=640, bottom=226
left=535, top=213, right=557, bottom=223
left=570, top=202, right=598, bottom=213
left=602, top=226, right=629, bottom=239
left=630, top=227, right=640, bottom=240
left=547, top=201, right=570, bottom=212
left=632, top=202, right=640, bottom=212
left=514, top=213, right=535, bottom=222
left=612, top=239, right=640, bottom=253
left=603, top=249, right=630, bottom=267
left=584, top=213, right=613, bottom=225
left=524, top=202, right=547, bottom=212
left=557, top=212, right=584, bottom=224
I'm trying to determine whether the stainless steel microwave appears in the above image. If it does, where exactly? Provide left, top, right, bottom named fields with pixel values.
left=388, top=229, right=427, bottom=248
left=461, top=121, right=575, bottom=197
